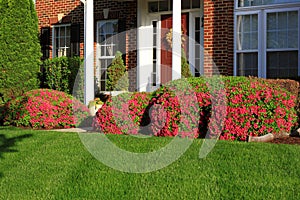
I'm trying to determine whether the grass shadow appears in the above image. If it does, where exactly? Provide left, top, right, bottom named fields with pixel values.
left=0, top=133, right=33, bottom=178
left=0, top=133, right=33, bottom=155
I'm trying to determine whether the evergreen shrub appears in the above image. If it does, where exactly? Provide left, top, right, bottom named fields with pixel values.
left=0, top=0, right=41, bottom=101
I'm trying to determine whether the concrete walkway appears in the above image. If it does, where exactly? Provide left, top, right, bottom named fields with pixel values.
left=50, top=127, right=94, bottom=133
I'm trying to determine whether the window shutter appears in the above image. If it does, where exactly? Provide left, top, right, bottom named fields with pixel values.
left=71, top=23, right=80, bottom=43
left=40, top=27, right=50, bottom=59
left=40, top=27, right=50, bottom=46
left=118, top=19, right=126, bottom=54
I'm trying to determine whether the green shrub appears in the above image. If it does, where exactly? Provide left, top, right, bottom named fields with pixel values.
left=106, top=51, right=129, bottom=91
left=181, top=50, right=192, bottom=78
left=0, top=0, right=41, bottom=101
left=40, top=56, right=84, bottom=102
left=41, top=57, right=70, bottom=93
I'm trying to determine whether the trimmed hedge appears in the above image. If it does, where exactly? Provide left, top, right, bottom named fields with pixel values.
left=3, top=89, right=89, bottom=129
left=93, top=76, right=298, bottom=141
left=40, top=56, right=84, bottom=102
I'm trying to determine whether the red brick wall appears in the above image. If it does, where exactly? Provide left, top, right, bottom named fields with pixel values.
left=203, top=0, right=234, bottom=76
left=36, top=0, right=138, bottom=91
left=36, top=0, right=83, bottom=57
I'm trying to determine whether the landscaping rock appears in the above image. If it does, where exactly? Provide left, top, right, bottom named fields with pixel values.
left=290, top=128, right=300, bottom=137
left=248, top=133, right=274, bottom=143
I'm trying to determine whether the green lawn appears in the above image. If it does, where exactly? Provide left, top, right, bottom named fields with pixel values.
left=0, top=126, right=299, bottom=199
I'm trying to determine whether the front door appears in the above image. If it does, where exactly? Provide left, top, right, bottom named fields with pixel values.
left=160, top=13, right=189, bottom=84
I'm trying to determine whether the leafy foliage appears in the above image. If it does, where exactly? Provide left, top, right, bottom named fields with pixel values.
left=105, top=51, right=129, bottom=91
left=3, top=89, right=90, bottom=129
left=0, top=0, right=41, bottom=101
left=40, top=56, right=84, bottom=102
left=181, top=50, right=192, bottom=78
left=93, top=76, right=298, bottom=141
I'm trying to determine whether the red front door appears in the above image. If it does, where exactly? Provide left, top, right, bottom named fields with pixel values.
left=161, top=13, right=188, bottom=84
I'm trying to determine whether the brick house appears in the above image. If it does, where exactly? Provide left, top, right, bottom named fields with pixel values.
left=36, top=0, right=300, bottom=96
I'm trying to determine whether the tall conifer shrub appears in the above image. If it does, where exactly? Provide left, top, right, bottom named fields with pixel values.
left=0, top=0, right=41, bottom=101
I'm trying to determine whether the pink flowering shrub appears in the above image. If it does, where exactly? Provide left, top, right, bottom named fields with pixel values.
left=92, top=92, right=150, bottom=135
left=3, top=89, right=90, bottom=129
left=92, top=77, right=298, bottom=141
left=221, top=77, right=297, bottom=140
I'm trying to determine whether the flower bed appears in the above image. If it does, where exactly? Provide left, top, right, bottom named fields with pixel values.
left=93, top=76, right=298, bottom=141
left=3, top=89, right=89, bottom=129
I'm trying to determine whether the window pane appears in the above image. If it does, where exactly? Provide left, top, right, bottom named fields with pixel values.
left=267, top=11, right=298, bottom=49
left=148, top=2, right=158, bottom=13
left=267, top=51, right=298, bottom=78
left=278, top=12, right=287, bottom=30
left=182, top=0, right=190, bottom=9
left=237, top=53, right=258, bottom=76
left=192, top=0, right=200, bottom=8
left=237, top=14, right=258, bottom=50
left=61, top=27, right=65, bottom=37
left=267, top=13, right=277, bottom=30
left=66, top=26, right=71, bottom=37
left=159, top=0, right=168, bottom=12
left=59, top=38, right=65, bottom=47
left=288, top=11, right=298, bottom=29
left=238, top=0, right=300, bottom=7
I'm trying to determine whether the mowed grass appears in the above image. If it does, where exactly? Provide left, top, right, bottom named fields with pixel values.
left=0, top=126, right=299, bottom=200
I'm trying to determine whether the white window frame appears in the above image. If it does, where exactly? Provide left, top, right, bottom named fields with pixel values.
left=234, top=2, right=300, bottom=78
left=235, top=0, right=300, bottom=9
left=96, top=19, right=119, bottom=92
left=151, top=19, right=161, bottom=89
left=234, top=10, right=262, bottom=76
left=263, top=7, right=300, bottom=77
left=52, top=24, right=71, bottom=58
left=189, top=11, right=204, bottom=76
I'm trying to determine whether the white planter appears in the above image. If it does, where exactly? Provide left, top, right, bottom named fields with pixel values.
left=89, top=104, right=102, bottom=116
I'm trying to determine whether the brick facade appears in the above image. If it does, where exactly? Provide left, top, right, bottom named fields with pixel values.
left=36, top=0, right=138, bottom=91
left=36, top=0, right=235, bottom=91
left=203, top=0, right=234, bottom=76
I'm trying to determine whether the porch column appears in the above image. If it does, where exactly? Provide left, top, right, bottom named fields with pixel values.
left=82, top=0, right=94, bottom=105
left=172, top=0, right=181, bottom=80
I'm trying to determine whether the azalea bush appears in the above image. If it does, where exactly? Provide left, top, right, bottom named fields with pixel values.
left=3, top=89, right=90, bottom=129
left=92, top=92, right=150, bottom=134
left=92, top=76, right=298, bottom=141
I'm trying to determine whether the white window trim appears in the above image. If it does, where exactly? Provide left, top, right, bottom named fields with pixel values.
left=96, top=19, right=119, bottom=92
left=234, top=10, right=261, bottom=76
left=263, top=7, right=300, bottom=77
left=235, top=0, right=300, bottom=10
left=151, top=19, right=161, bottom=89
left=234, top=5, right=300, bottom=78
left=52, top=24, right=71, bottom=58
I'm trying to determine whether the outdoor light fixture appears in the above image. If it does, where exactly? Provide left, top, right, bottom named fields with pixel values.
left=103, top=8, right=110, bottom=19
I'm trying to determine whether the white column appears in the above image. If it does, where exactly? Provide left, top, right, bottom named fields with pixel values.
left=83, top=0, right=94, bottom=105
left=172, top=0, right=181, bottom=80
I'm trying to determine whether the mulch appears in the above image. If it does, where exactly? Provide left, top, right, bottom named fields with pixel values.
left=269, top=136, right=300, bottom=145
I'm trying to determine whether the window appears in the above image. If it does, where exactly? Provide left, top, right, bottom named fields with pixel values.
left=194, top=17, right=201, bottom=77
left=53, top=25, right=71, bottom=57
left=237, top=0, right=300, bottom=7
left=236, top=13, right=259, bottom=76
left=96, top=20, right=119, bottom=91
left=266, top=11, right=298, bottom=78
left=235, top=4, right=300, bottom=79
left=152, top=21, right=158, bottom=86
left=148, top=0, right=200, bottom=13
left=53, top=24, right=80, bottom=57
